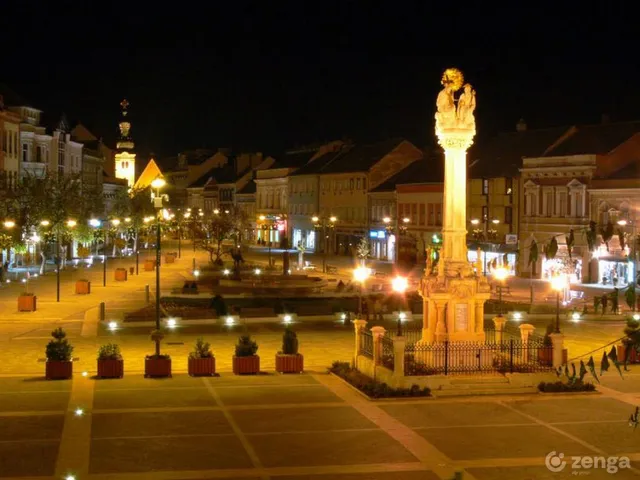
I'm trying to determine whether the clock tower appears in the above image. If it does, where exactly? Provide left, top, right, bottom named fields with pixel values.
left=114, top=99, right=136, bottom=188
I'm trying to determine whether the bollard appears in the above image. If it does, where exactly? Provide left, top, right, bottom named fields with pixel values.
left=192, top=258, right=196, bottom=272
left=99, top=302, right=105, bottom=323
left=145, top=284, right=150, bottom=304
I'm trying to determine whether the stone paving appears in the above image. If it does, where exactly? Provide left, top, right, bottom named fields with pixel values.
left=1, top=368, right=640, bottom=480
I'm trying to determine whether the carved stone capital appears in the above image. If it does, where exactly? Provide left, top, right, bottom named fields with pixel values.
left=436, top=129, right=475, bottom=151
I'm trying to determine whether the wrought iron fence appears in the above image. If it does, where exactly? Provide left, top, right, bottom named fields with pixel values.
left=388, top=327, right=423, bottom=346
left=484, top=320, right=529, bottom=343
left=404, top=338, right=554, bottom=376
left=379, top=334, right=395, bottom=370
left=359, top=330, right=373, bottom=359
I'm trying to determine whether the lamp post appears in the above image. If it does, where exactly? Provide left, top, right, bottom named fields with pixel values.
left=493, top=266, right=509, bottom=317
left=551, top=274, right=565, bottom=333
left=151, top=177, right=166, bottom=357
left=55, top=219, right=76, bottom=302
left=3, top=220, right=15, bottom=275
left=353, top=266, right=370, bottom=319
left=618, top=219, right=636, bottom=312
left=383, top=216, right=395, bottom=262
left=312, top=215, right=337, bottom=273
left=392, top=275, right=408, bottom=336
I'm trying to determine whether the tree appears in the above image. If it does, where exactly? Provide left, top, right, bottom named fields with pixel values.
left=197, top=214, right=235, bottom=265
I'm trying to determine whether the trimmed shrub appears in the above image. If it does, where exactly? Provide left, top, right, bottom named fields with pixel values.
left=329, top=361, right=430, bottom=398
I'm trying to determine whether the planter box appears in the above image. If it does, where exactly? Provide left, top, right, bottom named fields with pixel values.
left=233, top=355, right=260, bottom=375
left=144, top=260, right=156, bottom=271
left=538, top=347, right=568, bottom=366
left=276, top=354, right=304, bottom=373
left=188, top=357, right=215, bottom=376
left=617, top=344, right=640, bottom=363
left=97, top=359, right=124, bottom=378
left=75, top=280, right=91, bottom=294
left=114, top=268, right=128, bottom=281
left=46, top=360, right=72, bottom=380
left=165, top=254, right=175, bottom=264
left=145, top=357, right=172, bottom=377
left=18, top=294, right=37, bottom=312
left=129, top=267, right=135, bottom=275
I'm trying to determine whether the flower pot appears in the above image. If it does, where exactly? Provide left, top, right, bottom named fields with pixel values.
left=165, top=254, right=175, bottom=264
left=97, top=359, right=124, bottom=378
left=145, top=357, right=171, bottom=377
left=129, top=267, right=135, bottom=275
left=46, top=360, right=72, bottom=380
left=144, top=260, right=156, bottom=271
left=114, top=268, right=128, bottom=281
left=233, top=355, right=260, bottom=375
left=18, top=294, right=37, bottom=312
left=75, top=280, right=91, bottom=294
left=188, top=357, right=215, bottom=376
left=276, top=353, right=304, bottom=373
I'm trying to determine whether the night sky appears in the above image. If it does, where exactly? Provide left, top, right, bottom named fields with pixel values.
left=2, top=2, right=637, bottom=168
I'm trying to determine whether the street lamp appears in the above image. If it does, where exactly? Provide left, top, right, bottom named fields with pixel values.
left=551, top=274, right=565, bottom=334
left=55, top=219, right=76, bottom=302
left=312, top=215, right=337, bottom=273
left=3, top=220, right=15, bottom=229
left=150, top=177, right=166, bottom=357
left=493, top=266, right=509, bottom=317
left=392, top=276, right=409, bottom=335
left=353, top=266, right=370, bottom=319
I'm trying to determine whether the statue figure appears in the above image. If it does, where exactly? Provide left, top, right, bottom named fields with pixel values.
left=456, top=84, right=476, bottom=130
left=435, top=84, right=456, bottom=133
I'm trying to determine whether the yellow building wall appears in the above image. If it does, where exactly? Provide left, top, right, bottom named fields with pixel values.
left=115, top=151, right=136, bottom=188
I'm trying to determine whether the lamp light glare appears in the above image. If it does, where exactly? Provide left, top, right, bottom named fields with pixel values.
left=225, top=316, right=235, bottom=326
left=634, top=314, right=640, bottom=321
left=391, top=276, right=408, bottom=293
left=167, top=318, right=177, bottom=329
left=223, top=269, right=230, bottom=275
left=193, top=270, right=200, bottom=278
left=74, top=408, right=84, bottom=417
left=108, top=321, right=118, bottom=331
left=283, top=314, right=292, bottom=324
left=254, top=268, right=261, bottom=275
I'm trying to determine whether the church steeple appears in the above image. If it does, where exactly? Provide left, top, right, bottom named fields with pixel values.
left=116, top=98, right=134, bottom=151
left=114, top=99, right=136, bottom=188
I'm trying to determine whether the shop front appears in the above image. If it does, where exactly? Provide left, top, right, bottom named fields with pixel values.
left=292, top=228, right=316, bottom=251
left=467, top=242, right=517, bottom=276
left=256, top=215, right=287, bottom=246
left=369, top=229, right=395, bottom=261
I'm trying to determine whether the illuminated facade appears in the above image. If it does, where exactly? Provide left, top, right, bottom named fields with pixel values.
left=114, top=99, right=136, bottom=188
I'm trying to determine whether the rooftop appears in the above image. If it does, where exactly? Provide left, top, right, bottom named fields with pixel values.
left=544, top=121, right=640, bottom=156
left=370, top=158, right=441, bottom=192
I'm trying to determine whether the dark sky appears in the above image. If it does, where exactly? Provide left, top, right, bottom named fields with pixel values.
left=2, top=2, right=638, bottom=166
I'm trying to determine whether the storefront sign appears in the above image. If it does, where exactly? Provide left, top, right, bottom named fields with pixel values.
left=505, top=234, right=517, bottom=245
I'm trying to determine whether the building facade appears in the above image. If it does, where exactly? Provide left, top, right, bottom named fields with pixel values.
left=0, top=97, right=20, bottom=189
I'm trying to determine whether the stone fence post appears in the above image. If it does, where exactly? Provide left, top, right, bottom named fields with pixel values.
left=549, top=332, right=565, bottom=369
left=492, top=316, right=506, bottom=344
left=518, top=323, right=535, bottom=343
left=370, top=326, right=386, bottom=366
left=352, top=319, right=367, bottom=369
left=393, top=336, right=406, bottom=379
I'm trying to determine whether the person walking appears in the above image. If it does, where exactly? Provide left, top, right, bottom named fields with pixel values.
left=601, top=293, right=608, bottom=315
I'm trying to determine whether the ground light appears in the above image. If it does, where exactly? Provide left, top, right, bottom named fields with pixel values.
left=254, top=268, right=261, bottom=275
left=283, top=314, right=292, bottom=324
left=108, top=321, right=118, bottom=331
left=225, top=316, right=235, bottom=326
left=167, top=318, right=177, bottom=329
left=74, top=408, right=84, bottom=417
left=223, top=269, right=230, bottom=275
left=634, top=314, right=640, bottom=321
left=571, top=311, right=582, bottom=322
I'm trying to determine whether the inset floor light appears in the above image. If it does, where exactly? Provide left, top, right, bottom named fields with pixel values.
left=167, top=318, right=177, bottom=329
left=223, top=269, right=230, bottom=275
left=108, top=321, right=118, bottom=331
left=225, top=316, right=235, bottom=326
left=571, top=311, right=581, bottom=322
left=283, top=314, right=292, bottom=325
left=74, top=408, right=84, bottom=417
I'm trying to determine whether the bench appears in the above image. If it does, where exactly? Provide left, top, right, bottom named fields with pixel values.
left=296, top=304, right=334, bottom=316
left=182, top=281, right=199, bottom=294
left=240, top=307, right=275, bottom=318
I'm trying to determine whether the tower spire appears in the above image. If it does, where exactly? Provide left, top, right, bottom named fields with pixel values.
left=117, top=98, right=134, bottom=150
left=114, top=99, right=136, bottom=188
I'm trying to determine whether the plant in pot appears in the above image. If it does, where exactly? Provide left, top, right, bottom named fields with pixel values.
left=233, top=335, right=259, bottom=375
left=276, top=328, right=303, bottom=373
left=45, top=328, right=73, bottom=379
left=188, top=337, right=215, bottom=376
left=145, top=330, right=171, bottom=377
left=97, top=343, right=124, bottom=378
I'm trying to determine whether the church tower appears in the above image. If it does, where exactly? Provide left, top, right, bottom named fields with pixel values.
left=114, top=99, right=136, bottom=188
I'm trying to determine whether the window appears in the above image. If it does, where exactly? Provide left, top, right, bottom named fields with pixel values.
left=349, top=179, right=354, bottom=190
left=362, top=178, right=367, bottom=191
left=428, top=204, right=435, bottom=225
left=482, top=206, right=488, bottom=221
left=543, top=189, right=554, bottom=216
left=419, top=204, right=426, bottom=225
left=505, top=206, right=513, bottom=225
left=435, top=204, right=442, bottom=226
left=411, top=203, right=418, bottom=222
left=556, top=189, right=567, bottom=216
left=22, top=143, right=28, bottom=162
left=505, top=177, right=513, bottom=195
left=482, top=178, right=489, bottom=195
left=356, top=178, right=361, bottom=190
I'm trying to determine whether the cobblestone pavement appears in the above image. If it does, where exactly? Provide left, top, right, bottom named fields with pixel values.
left=1, top=368, right=640, bottom=480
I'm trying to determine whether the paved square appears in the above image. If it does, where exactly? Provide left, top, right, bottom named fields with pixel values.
left=215, top=384, right=343, bottom=406
left=0, top=442, right=59, bottom=477
left=505, top=396, right=631, bottom=423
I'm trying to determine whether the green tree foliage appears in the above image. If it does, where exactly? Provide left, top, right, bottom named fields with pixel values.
left=197, top=213, right=236, bottom=265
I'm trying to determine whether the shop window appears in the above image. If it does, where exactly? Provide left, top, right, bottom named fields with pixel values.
left=419, top=204, right=426, bottom=225
left=505, top=206, right=513, bottom=225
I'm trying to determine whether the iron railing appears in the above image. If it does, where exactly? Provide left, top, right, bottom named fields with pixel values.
left=379, top=334, right=395, bottom=370
left=404, top=338, right=554, bottom=376
left=388, top=327, right=423, bottom=346
left=359, top=330, right=373, bottom=359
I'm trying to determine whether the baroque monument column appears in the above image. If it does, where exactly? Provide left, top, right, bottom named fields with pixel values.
left=420, top=68, right=490, bottom=343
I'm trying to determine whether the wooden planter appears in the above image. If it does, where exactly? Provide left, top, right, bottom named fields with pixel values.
left=145, top=357, right=172, bottom=377
left=276, top=354, right=304, bottom=373
left=114, top=268, right=128, bottom=281
left=18, top=294, right=37, bottom=312
left=188, top=357, right=215, bottom=376
left=233, top=355, right=260, bottom=375
left=129, top=267, right=135, bottom=275
left=46, top=360, right=72, bottom=380
left=144, top=260, right=156, bottom=271
left=75, top=280, right=91, bottom=294
left=97, top=359, right=124, bottom=378
left=617, top=344, right=640, bottom=363
left=165, top=254, right=175, bottom=264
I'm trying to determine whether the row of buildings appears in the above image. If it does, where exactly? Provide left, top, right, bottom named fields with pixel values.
left=3, top=84, right=639, bottom=286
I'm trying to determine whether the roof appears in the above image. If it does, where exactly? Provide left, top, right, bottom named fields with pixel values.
left=237, top=180, right=256, bottom=194
left=271, top=150, right=315, bottom=169
left=371, top=158, right=442, bottom=192
left=544, top=121, right=640, bottom=156
left=470, top=126, right=571, bottom=178
left=599, top=160, right=640, bottom=180
left=134, top=159, right=164, bottom=190
left=291, top=138, right=406, bottom=176
left=188, top=162, right=248, bottom=188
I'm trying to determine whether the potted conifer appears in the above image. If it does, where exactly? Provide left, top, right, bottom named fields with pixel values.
left=45, top=328, right=73, bottom=379
left=188, top=337, right=215, bottom=376
left=232, top=335, right=259, bottom=374
left=145, top=330, right=172, bottom=377
left=97, top=343, right=124, bottom=378
left=276, top=328, right=304, bottom=373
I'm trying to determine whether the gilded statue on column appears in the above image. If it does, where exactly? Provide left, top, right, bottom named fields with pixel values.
left=435, top=68, right=476, bottom=135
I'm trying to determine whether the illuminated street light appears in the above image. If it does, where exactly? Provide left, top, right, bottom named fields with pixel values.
left=402, top=217, right=410, bottom=224
left=617, top=219, right=628, bottom=226
left=283, top=314, right=292, bottom=325
left=108, top=321, right=118, bottom=331
left=470, top=218, right=480, bottom=225
left=74, top=408, right=84, bottom=417
left=571, top=311, right=581, bottom=322
left=3, top=220, right=15, bottom=229
left=40, top=220, right=50, bottom=226
left=193, top=269, right=200, bottom=279
left=329, top=216, right=337, bottom=223
left=223, top=269, right=230, bottom=276
left=492, top=218, right=500, bottom=225
left=151, top=177, right=166, bottom=190
left=66, top=219, right=77, bottom=228
left=254, top=268, right=261, bottom=275
left=124, top=217, right=131, bottom=223
left=225, top=316, right=235, bottom=326
left=551, top=275, right=566, bottom=333
left=392, top=276, right=409, bottom=335
left=493, top=266, right=510, bottom=317
left=111, top=219, right=120, bottom=227
left=167, top=318, right=177, bottom=329
left=89, top=218, right=101, bottom=227
left=383, top=217, right=391, bottom=224
left=353, top=267, right=371, bottom=319
left=311, top=216, right=319, bottom=222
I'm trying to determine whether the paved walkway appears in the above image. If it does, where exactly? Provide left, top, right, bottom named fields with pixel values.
left=2, top=368, right=640, bottom=480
